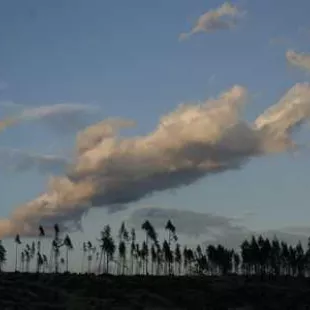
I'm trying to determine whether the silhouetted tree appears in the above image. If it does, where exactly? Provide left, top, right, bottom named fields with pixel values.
left=165, top=220, right=177, bottom=274
left=36, top=225, right=45, bottom=273
left=63, top=234, right=73, bottom=273
left=5, top=219, right=310, bottom=279
left=20, top=251, right=25, bottom=272
left=0, top=240, right=6, bottom=272
left=24, top=244, right=31, bottom=272
left=130, top=228, right=136, bottom=275
left=156, top=244, right=163, bottom=275
left=141, top=220, right=158, bottom=274
left=270, top=237, right=281, bottom=276
left=14, top=234, right=21, bottom=272
left=141, top=241, right=149, bottom=274
left=52, top=224, right=62, bottom=273
left=151, top=244, right=157, bottom=275
left=82, top=242, right=87, bottom=273
left=240, top=239, right=251, bottom=275
left=86, top=241, right=96, bottom=273
left=165, top=220, right=177, bottom=245
left=174, top=243, right=182, bottom=275
left=163, top=240, right=173, bottom=275
left=98, top=225, right=115, bottom=274
left=42, top=254, right=48, bottom=273
left=233, top=252, right=241, bottom=274
left=118, top=222, right=129, bottom=275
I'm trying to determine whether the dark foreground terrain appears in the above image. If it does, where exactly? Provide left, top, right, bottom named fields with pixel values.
left=1, top=273, right=310, bottom=310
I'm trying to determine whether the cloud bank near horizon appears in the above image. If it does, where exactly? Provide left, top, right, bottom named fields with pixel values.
left=129, top=207, right=310, bottom=249
left=179, top=2, right=244, bottom=41
left=1, top=83, right=310, bottom=238
left=129, top=207, right=247, bottom=238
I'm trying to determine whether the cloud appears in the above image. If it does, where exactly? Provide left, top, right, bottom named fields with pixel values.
left=211, top=228, right=310, bottom=250
left=286, top=50, right=310, bottom=72
left=129, top=207, right=310, bottom=249
left=76, top=118, right=136, bottom=155
left=0, top=148, right=69, bottom=175
left=179, top=2, right=244, bottom=40
left=254, top=83, right=310, bottom=138
left=1, top=83, right=310, bottom=237
left=0, top=102, right=98, bottom=134
left=129, top=207, right=244, bottom=237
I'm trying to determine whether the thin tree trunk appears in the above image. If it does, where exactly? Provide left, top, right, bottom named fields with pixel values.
left=106, top=255, right=110, bottom=274
left=81, top=251, right=85, bottom=273
left=15, top=244, right=18, bottom=272
left=98, top=249, right=103, bottom=274
left=49, top=247, right=53, bottom=273
left=36, top=239, right=41, bottom=273
left=131, top=253, right=134, bottom=275
left=55, top=249, right=59, bottom=273
left=122, top=256, right=125, bottom=275
left=66, top=247, right=69, bottom=272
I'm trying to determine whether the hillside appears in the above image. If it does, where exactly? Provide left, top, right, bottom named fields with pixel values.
left=1, top=273, right=310, bottom=310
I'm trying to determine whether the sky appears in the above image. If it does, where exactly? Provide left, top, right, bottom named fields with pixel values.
left=1, top=0, right=310, bottom=268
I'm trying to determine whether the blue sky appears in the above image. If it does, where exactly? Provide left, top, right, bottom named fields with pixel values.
left=1, top=0, right=310, bottom=257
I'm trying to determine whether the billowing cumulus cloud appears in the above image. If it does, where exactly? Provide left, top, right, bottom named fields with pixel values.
left=179, top=2, right=244, bottom=40
left=0, top=102, right=98, bottom=134
left=1, top=83, right=310, bottom=237
left=286, top=50, right=310, bottom=72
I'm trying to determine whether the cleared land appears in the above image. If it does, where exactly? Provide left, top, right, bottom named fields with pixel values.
left=1, top=273, right=310, bottom=309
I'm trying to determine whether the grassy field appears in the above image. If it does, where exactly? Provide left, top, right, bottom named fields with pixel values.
left=1, top=273, right=310, bottom=309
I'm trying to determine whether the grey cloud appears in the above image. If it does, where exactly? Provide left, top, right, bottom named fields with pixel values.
left=129, top=207, right=310, bottom=249
left=129, top=207, right=245, bottom=237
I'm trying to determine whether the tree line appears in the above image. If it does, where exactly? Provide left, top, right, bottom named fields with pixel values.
left=0, top=220, right=310, bottom=277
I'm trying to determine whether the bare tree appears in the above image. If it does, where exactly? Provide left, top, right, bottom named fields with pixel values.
left=14, top=234, right=22, bottom=272
left=0, top=240, right=6, bottom=272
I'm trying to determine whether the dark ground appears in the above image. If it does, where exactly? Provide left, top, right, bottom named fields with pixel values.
left=1, top=273, right=310, bottom=310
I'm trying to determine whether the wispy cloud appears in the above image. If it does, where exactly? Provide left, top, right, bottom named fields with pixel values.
left=1, top=83, right=310, bottom=237
left=0, top=148, right=69, bottom=175
left=286, top=50, right=310, bottom=72
left=179, top=2, right=245, bottom=41
left=0, top=102, right=98, bottom=134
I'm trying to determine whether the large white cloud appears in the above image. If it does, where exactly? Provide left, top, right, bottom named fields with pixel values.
left=0, top=83, right=310, bottom=237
